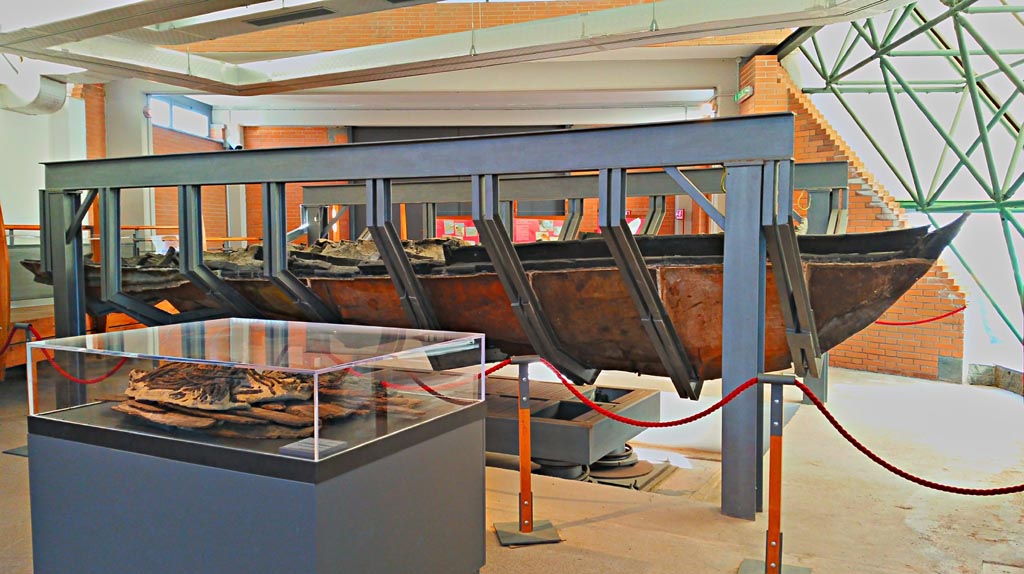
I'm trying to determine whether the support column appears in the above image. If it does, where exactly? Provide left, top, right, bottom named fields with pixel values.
left=46, top=190, right=88, bottom=408
left=721, top=163, right=767, bottom=520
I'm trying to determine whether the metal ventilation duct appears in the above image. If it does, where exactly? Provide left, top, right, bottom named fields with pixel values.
left=0, top=74, right=66, bottom=115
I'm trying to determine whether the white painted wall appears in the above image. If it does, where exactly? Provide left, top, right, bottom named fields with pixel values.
left=0, top=98, right=86, bottom=237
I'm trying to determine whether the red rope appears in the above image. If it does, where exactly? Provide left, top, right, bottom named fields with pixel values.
left=539, top=358, right=760, bottom=428
left=539, top=358, right=1024, bottom=496
left=0, top=327, right=17, bottom=356
left=27, top=326, right=128, bottom=385
left=875, top=305, right=966, bottom=326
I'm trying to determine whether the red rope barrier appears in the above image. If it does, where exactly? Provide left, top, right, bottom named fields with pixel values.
left=539, top=358, right=1024, bottom=496
left=0, top=327, right=17, bottom=356
left=27, top=326, right=128, bottom=385
left=875, top=305, right=966, bottom=326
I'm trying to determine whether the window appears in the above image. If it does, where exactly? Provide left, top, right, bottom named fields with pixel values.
left=148, top=95, right=212, bottom=138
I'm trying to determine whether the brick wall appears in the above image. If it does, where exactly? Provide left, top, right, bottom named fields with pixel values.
left=177, top=2, right=784, bottom=53
left=739, top=56, right=966, bottom=381
left=151, top=127, right=228, bottom=243
left=241, top=126, right=349, bottom=241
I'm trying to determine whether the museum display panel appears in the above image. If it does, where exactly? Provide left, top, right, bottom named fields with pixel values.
left=27, top=319, right=487, bottom=574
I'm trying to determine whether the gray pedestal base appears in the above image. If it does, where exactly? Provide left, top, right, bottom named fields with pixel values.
left=29, top=417, right=485, bottom=574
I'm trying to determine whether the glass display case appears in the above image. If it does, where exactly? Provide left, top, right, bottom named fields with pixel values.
left=28, top=319, right=487, bottom=574
left=28, top=318, right=485, bottom=461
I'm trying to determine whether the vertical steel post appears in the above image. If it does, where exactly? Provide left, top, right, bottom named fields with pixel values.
left=517, top=360, right=533, bottom=533
left=721, top=163, right=766, bottom=519
left=45, top=190, right=88, bottom=407
left=764, top=383, right=785, bottom=574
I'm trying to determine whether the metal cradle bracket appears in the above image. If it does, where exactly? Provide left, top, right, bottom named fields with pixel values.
left=760, top=162, right=823, bottom=378
left=179, top=185, right=265, bottom=319
left=472, top=175, right=600, bottom=385
left=598, top=168, right=702, bottom=400
left=262, top=182, right=342, bottom=323
left=637, top=195, right=667, bottom=235
left=98, top=187, right=225, bottom=326
left=366, top=178, right=441, bottom=330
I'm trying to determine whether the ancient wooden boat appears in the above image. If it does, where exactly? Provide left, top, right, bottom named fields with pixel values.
left=23, top=216, right=965, bottom=382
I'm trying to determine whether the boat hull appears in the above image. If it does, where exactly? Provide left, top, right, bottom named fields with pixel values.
left=22, top=218, right=963, bottom=382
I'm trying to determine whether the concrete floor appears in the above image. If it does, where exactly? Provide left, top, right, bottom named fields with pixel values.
left=1, top=366, right=1022, bottom=573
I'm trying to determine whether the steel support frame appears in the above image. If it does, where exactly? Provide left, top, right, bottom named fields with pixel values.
left=638, top=195, right=667, bottom=235
left=471, top=174, right=599, bottom=386
left=598, top=168, right=700, bottom=400
left=98, top=187, right=222, bottom=327
left=43, top=189, right=88, bottom=408
left=178, top=185, right=263, bottom=318
left=42, top=114, right=800, bottom=520
left=761, top=162, right=822, bottom=379
left=722, top=162, right=769, bottom=519
left=262, top=182, right=341, bottom=323
left=366, top=178, right=440, bottom=330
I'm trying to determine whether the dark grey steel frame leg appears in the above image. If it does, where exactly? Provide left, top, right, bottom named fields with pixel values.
left=597, top=168, right=701, bottom=400
left=557, top=198, right=584, bottom=240
left=178, top=185, right=264, bottom=318
left=802, top=352, right=828, bottom=404
left=366, top=178, right=440, bottom=330
left=98, top=188, right=223, bottom=326
left=262, top=182, right=341, bottom=322
left=638, top=195, right=667, bottom=235
left=470, top=175, right=598, bottom=386
left=45, top=189, right=89, bottom=408
left=721, top=163, right=768, bottom=519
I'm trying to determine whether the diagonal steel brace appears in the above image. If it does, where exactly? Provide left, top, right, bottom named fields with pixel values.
left=472, top=175, right=599, bottom=386
left=598, top=168, right=701, bottom=400
left=366, top=178, right=441, bottom=330
left=761, top=161, right=823, bottom=378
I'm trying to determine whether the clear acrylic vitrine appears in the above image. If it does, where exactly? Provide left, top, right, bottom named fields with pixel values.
left=27, top=318, right=485, bottom=461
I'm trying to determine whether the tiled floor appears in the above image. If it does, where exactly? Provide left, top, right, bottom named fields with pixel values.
left=2, top=366, right=1022, bottom=573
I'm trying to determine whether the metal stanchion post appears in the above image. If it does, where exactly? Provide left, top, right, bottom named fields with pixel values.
left=494, top=356, right=561, bottom=546
left=740, top=374, right=811, bottom=574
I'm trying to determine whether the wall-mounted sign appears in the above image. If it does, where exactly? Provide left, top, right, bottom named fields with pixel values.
left=675, top=209, right=685, bottom=220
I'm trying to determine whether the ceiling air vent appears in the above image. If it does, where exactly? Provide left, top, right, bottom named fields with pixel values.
left=246, top=7, right=335, bottom=27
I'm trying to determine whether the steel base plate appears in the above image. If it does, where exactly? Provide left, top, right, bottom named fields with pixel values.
left=738, top=558, right=812, bottom=574
left=494, top=520, right=561, bottom=546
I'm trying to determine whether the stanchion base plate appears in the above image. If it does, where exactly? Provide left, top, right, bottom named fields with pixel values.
left=494, top=520, right=561, bottom=546
left=738, top=558, right=812, bottom=574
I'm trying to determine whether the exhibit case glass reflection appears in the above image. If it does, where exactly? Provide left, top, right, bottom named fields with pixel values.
left=28, top=318, right=485, bottom=460
left=27, top=319, right=487, bottom=574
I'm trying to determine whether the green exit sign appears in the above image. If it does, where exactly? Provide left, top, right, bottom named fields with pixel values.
left=734, top=85, right=754, bottom=104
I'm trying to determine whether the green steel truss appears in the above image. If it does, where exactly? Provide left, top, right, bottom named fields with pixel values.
left=797, top=0, right=1024, bottom=342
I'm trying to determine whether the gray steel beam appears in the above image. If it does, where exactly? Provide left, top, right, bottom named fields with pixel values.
left=45, top=190, right=89, bottom=408
left=471, top=175, right=598, bottom=386
left=178, top=185, right=264, bottom=318
left=598, top=168, right=700, bottom=400
left=38, top=190, right=52, bottom=274
left=765, top=25, right=824, bottom=60
left=422, top=203, right=437, bottom=239
left=262, top=182, right=341, bottom=323
left=761, top=162, right=822, bottom=379
left=65, top=189, right=98, bottom=244
left=557, top=198, right=584, bottom=240
left=300, top=162, right=845, bottom=207
left=721, top=163, right=768, bottom=520
left=664, top=167, right=726, bottom=228
left=639, top=196, right=667, bottom=235
left=99, top=187, right=211, bottom=326
left=366, top=178, right=440, bottom=330
left=45, top=115, right=796, bottom=190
